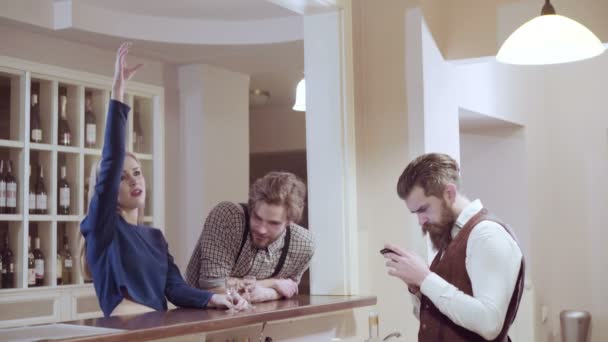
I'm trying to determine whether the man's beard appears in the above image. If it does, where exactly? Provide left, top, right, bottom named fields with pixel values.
left=422, top=200, right=457, bottom=251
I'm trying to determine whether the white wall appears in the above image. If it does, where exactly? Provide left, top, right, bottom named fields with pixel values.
left=249, top=106, right=306, bottom=153
left=455, top=52, right=608, bottom=342
left=351, top=1, right=421, bottom=340
left=459, top=124, right=530, bottom=263
left=420, top=11, right=459, bottom=160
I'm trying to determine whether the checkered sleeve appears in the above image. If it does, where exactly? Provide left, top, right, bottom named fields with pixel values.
left=185, top=202, right=244, bottom=290
left=286, top=226, right=316, bottom=284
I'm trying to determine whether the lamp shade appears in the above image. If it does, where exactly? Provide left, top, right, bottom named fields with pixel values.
left=497, top=14, right=605, bottom=65
left=292, top=78, right=306, bottom=111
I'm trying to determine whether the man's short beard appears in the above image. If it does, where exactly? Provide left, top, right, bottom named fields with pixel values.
left=422, top=199, right=457, bottom=251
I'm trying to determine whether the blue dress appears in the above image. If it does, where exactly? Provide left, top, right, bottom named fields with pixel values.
left=81, top=100, right=213, bottom=317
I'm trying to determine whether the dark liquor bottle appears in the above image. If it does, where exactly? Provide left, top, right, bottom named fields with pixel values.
left=29, top=165, right=36, bottom=214
left=0, top=160, right=5, bottom=214
left=30, top=94, right=42, bottom=143
left=61, top=234, right=72, bottom=285
left=58, top=95, right=71, bottom=146
left=35, top=165, right=47, bottom=215
left=58, top=166, right=70, bottom=215
left=28, top=236, right=35, bottom=287
left=1, top=232, right=14, bottom=288
left=34, top=236, right=45, bottom=286
left=5, top=161, right=17, bottom=214
left=84, top=177, right=89, bottom=214
left=56, top=245, right=63, bottom=285
left=85, top=97, right=97, bottom=148
left=133, top=99, right=144, bottom=153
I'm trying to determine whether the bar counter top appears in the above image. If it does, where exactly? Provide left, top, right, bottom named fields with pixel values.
left=62, top=295, right=377, bottom=341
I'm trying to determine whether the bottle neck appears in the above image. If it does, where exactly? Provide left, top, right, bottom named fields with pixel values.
left=60, top=96, right=68, bottom=119
left=368, top=312, right=379, bottom=338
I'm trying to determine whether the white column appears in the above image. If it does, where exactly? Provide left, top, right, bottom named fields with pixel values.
left=171, top=64, right=250, bottom=268
left=304, top=10, right=359, bottom=295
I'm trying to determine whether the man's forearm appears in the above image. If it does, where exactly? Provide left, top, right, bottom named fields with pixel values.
left=258, top=278, right=278, bottom=289
left=251, top=287, right=281, bottom=302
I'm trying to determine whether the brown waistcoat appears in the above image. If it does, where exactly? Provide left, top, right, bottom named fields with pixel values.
left=418, top=208, right=525, bottom=342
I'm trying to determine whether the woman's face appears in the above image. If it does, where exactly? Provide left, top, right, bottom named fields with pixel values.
left=117, top=155, right=146, bottom=210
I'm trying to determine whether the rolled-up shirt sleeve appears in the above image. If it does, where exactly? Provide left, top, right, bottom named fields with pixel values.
left=186, top=202, right=243, bottom=290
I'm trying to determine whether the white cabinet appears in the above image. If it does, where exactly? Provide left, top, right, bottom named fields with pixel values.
left=0, top=56, right=164, bottom=327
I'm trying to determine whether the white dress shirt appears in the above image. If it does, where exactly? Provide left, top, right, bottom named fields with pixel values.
left=411, top=200, right=523, bottom=340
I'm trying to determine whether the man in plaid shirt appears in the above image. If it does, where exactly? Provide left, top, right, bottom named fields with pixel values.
left=186, top=172, right=315, bottom=303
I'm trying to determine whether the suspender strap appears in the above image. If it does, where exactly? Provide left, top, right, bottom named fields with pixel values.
left=235, top=203, right=291, bottom=278
left=271, top=226, right=291, bottom=278
left=235, top=203, right=250, bottom=265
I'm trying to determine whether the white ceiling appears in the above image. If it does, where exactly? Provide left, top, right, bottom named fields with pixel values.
left=78, top=0, right=298, bottom=21
left=2, top=0, right=307, bottom=107
left=47, top=27, right=305, bottom=107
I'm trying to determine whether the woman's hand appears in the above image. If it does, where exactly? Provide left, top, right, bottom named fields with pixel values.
left=207, top=293, right=248, bottom=311
left=111, top=42, right=143, bottom=103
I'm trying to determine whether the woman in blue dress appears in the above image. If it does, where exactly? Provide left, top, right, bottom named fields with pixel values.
left=81, top=42, right=245, bottom=317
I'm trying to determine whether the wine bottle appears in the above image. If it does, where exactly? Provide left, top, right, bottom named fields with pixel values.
left=30, top=94, right=42, bottom=143
left=84, top=177, right=89, bottom=214
left=35, top=165, right=47, bottom=215
left=56, top=246, right=63, bottom=285
left=61, top=234, right=72, bottom=285
left=34, top=236, right=45, bottom=286
left=58, top=166, right=70, bottom=215
left=1, top=232, right=14, bottom=288
left=0, top=244, right=4, bottom=289
left=58, top=95, right=71, bottom=146
left=28, top=236, right=35, bottom=287
left=5, top=161, right=17, bottom=214
left=133, top=99, right=144, bottom=153
left=85, top=97, right=97, bottom=148
left=0, top=160, right=5, bottom=214
left=365, top=311, right=381, bottom=342
left=28, top=165, right=36, bottom=214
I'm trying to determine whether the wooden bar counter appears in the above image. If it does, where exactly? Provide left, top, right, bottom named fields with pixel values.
left=60, top=295, right=377, bottom=341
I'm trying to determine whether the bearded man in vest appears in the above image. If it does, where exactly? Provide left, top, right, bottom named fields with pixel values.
left=384, top=153, right=525, bottom=342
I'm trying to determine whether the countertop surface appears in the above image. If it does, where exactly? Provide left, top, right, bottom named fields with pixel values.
left=61, top=295, right=377, bottom=342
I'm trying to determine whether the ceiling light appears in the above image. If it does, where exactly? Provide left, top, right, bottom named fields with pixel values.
left=292, top=78, right=305, bottom=112
left=249, top=89, right=270, bottom=107
left=496, top=0, right=605, bottom=65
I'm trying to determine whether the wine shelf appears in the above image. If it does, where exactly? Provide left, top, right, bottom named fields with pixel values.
left=0, top=55, right=164, bottom=328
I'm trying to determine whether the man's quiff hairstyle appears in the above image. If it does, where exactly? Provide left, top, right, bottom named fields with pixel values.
left=249, top=171, right=306, bottom=223
left=397, top=153, right=461, bottom=199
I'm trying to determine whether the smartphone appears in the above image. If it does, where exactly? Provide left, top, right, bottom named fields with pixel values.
left=380, top=247, right=397, bottom=255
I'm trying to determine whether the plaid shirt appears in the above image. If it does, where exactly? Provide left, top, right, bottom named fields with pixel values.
left=186, top=201, right=315, bottom=290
